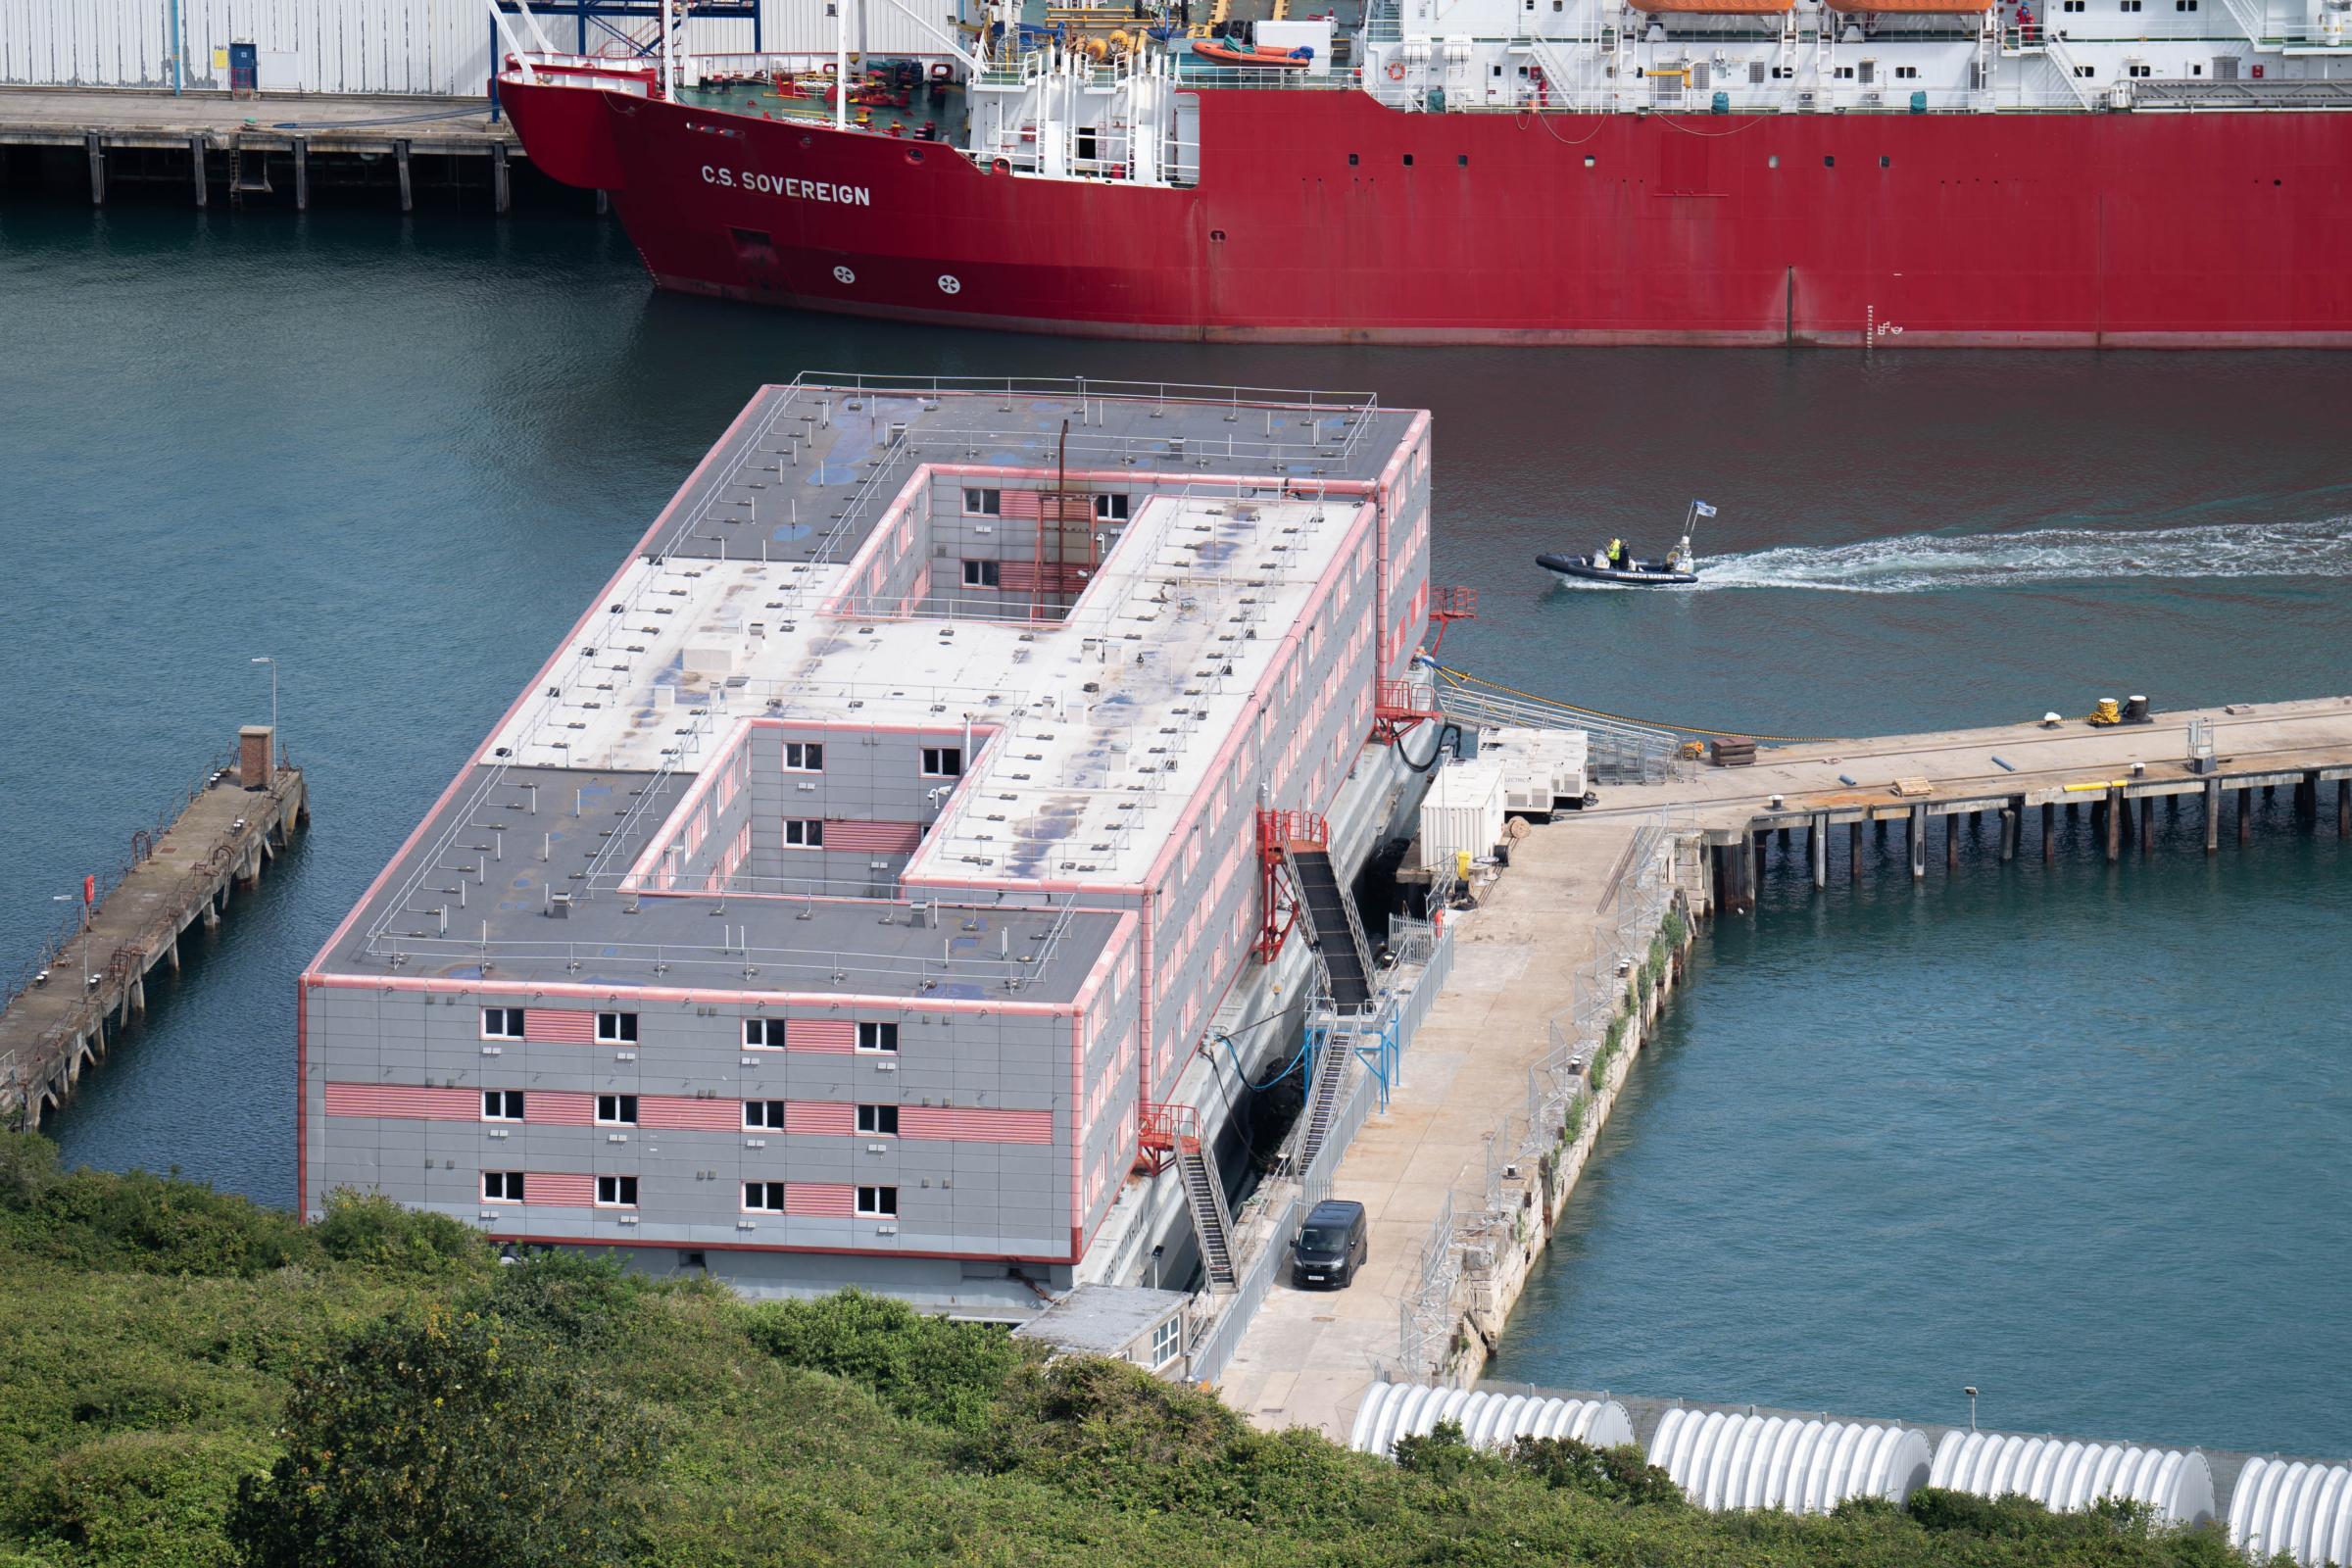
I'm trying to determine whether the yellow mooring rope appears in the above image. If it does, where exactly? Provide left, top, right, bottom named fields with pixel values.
left=1433, top=665, right=1841, bottom=745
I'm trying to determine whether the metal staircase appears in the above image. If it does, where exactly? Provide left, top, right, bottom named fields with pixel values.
left=1143, top=1103, right=1236, bottom=1290
left=1297, top=1024, right=1357, bottom=1171
left=1287, top=846, right=1375, bottom=1008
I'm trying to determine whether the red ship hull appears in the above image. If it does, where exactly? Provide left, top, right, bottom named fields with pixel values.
left=502, top=77, right=2352, bottom=346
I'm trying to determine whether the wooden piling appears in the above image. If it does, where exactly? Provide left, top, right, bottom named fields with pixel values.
left=2204, top=777, right=2221, bottom=854
left=294, top=136, right=309, bottom=210
left=1848, top=820, right=1862, bottom=883
left=1875, top=817, right=1886, bottom=843
left=2041, top=801, right=2056, bottom=863
left=2340, top=778, right=2350, bottom=840
left=1777, top=825, right=1790, bottom=850
left=2238, top=787, right=2252, bottom=845
left=85, top=130, right=104, bottom=204
left=2000, top=807, right=2018, bottom=862
left=492, top=141, right=511, bottom=214
left=2138, top=793, right=2153, bottom=855
left=1908, top=805, right=1927, bottom=879
left=2297, top=770, right=2320, bottom=829
left=190, top=134, right=206, bottom=207
left=396, top=139, right=414, bottom=212
left=1946, top=811, right=1959, bottom=871
left=1752, top=830, right=1767, bottom=888
left=2104, top=786, right=2122, bottom=861
left=1810, top=813, right=1827, bottom=890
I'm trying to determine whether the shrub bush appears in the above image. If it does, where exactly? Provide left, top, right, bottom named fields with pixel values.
left=229, top=1303, right=656, bottom=1568
left=1508, top=1435, right=1685, bottom=1508
left=747, top=1288, right=1031, bottom=1433
left=314, top=1192, right=481, bottom=1277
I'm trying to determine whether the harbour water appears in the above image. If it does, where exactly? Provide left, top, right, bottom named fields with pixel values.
left=3, top=201, right=2347, bottom=1455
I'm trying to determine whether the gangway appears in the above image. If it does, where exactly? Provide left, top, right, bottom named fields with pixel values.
left=1426, top=664, right=1682, bottom=784
left=1265, top=810, right=1375, bottom=1007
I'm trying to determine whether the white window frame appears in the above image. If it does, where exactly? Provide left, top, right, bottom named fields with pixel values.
left=1149, top=1313, right=1181, bottom=1368
left=783, top=741, right=824, bottom=772
left=856, top=1184, right=899, bottom=1218
left=481, top=1006, right=525, bottom=1041
left=783, top=818, right=824, bottom=849
left=960, top=559, right=1000, bottom=589
left=595, top=1093, right=638, bottom=1127
left=743, top=1017, right=786, bottom=1049
left=920, top=746, right=963, bottom=778
left=1094, top=493, right=1129, bottom=521
left=595, top=1174, right=638, bottom=1208
left=482, top=1089, right=524, bottom=1122
left=856, top=1103, right=899, bottom=1137
left=856, top=1020, right=899, bottom=1054
left=482, top=1170, right=525, bottom=1203
left=744, top=1099, right=787, bottom=1130
left=743, top=1180, right=786, bottom=1213
left=595, top=1011, right=638, bottom=1044
left=961, top=487, right=1001, bottom=517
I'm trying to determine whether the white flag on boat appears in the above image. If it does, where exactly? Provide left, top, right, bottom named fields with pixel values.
left=1693, top=501, right=1718, bottom=517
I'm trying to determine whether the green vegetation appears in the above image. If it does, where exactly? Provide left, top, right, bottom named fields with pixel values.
left=0, top=1132, right=2265, bottom=1567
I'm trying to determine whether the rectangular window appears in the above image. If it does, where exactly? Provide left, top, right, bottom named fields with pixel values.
left=481, top=1006, right=524, bottom=1040
left=744, top=1180, right=786, bottom=1212
left=596, top=1011, right=638, bottom=1044
left=960, top=559, right=1000, bottom=589
left=1894, top=65, right=1918, bottom=77
left=857, top=1103, right=899, bottom=1136
left=743, top=1017, right=787, bottom=1049
left=482, top=1170, right=525, bottom=1202
left=596, top=1175, right=638, bottom=1207
left=783, top=741, right=824, bottom=771
left=1149, top=1314, right=1181, bottom=1367
left=961, top=488, right=1001, bottom=517
left=856, top=1185, right=898, bottom=1218
left=2075, top=63, right=2096, bottom=75
left=1835, top=65, right=1854, bottom=79
left=1094, top=493, right=1129, bottom=521
left=856, top=1021, right=899, bottom=1054
left=482, top=1089, right=524, bottom=1122
left=784, top=818, right=824, bottom=848
left=2129, top=62, right=2152, bottom=74
left=920, top=747, right=962, bottom=778
left=744, top=1099, right=787, bottom=1129
left=596, top=1093, right=638, bottom=1126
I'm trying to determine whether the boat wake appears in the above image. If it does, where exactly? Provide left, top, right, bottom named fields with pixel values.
left=1690, top=517, right=2352, bottom=594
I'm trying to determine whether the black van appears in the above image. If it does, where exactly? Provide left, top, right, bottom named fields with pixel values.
left=1292, top=1199, right=1368, bottom=1289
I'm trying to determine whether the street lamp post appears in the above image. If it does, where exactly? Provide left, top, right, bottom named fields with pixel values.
left=251, top=657, right=277, bottom=766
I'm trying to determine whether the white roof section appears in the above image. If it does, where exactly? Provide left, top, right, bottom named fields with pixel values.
left=1348, top=1383, right=1636, bottom=1457
left=485, top=487, right=1371, bottom=889
left=1932, top=1430, right=2216, bottom=1527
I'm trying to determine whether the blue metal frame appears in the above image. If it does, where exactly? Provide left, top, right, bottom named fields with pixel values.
left=1304, top=1002, right=1400, bottom=1113
left=487, top=1, right=761, bottom=120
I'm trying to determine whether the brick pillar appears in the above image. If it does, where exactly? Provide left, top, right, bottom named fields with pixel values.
left=239, top=725, right=273, bottom=790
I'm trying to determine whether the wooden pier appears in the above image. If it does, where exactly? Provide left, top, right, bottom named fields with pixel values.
left=0, top=729, right=307, bottom=1130
left=0, top=88, right=539, bottom=213
left=1628, top=697, right=2352, bottom=911
left=1217, top=694, right=2352, bottom=1442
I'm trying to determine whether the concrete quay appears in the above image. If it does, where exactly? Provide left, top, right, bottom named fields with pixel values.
left=1217, top=809, right=1702, bottom=1438
left=0, top=729, right=307, bottom=1129
left=1217, top=695, right=2352, bottom=1445
left=0, top=88, right=527, bottom=211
